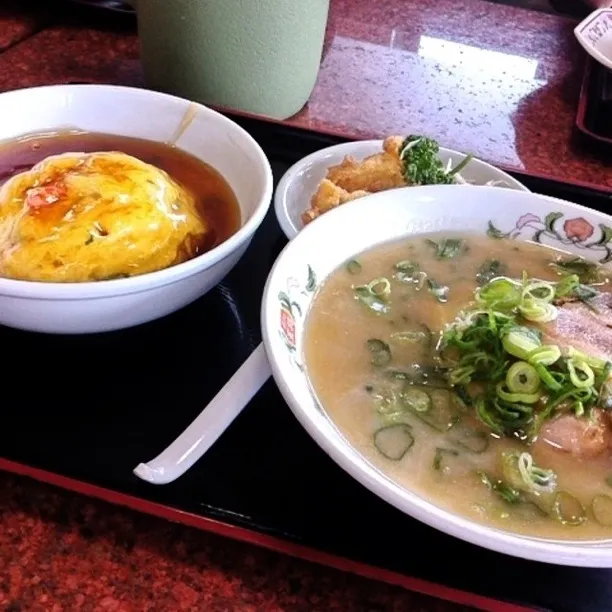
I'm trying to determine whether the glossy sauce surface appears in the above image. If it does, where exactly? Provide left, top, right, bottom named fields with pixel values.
left=0, top=131, right=241, bottom=252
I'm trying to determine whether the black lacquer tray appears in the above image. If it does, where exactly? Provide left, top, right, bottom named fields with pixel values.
left=2, top=116, right=612, bottom=612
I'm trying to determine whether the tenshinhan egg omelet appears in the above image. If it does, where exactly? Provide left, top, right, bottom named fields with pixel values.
left=0, top=151, right=208, bottom=282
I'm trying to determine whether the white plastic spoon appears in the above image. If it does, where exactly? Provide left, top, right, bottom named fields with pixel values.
left=133, top=343, right=271, bottom=485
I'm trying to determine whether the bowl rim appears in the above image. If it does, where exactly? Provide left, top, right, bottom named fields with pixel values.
left=0, top=83, right=274, bottom=298
left=273, top=139, right=530, bottom=241
left=262, top=184, right=612, bottom=567
left=574, top=8, right=612, bottom=72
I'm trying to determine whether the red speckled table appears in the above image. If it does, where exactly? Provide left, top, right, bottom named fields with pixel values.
left=0, top=1, right=608, bottom=610
left=0, top=473, right=478, bottom=612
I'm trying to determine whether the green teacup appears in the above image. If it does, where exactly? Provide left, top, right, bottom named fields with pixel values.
left=131, top=0, right=330, bottom=120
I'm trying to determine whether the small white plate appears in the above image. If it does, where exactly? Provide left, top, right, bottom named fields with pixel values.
left=274, top=140, right=529, bottom=240
left=575, top=9, right=612, bottom=71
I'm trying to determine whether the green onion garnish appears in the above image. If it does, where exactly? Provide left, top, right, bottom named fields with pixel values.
left=345, top=259, right=362, bottom=275
left=390, top=330, right=430, bottom=344
left=478, top=471, right=521, bottom=504
left=476, top=258, right=507, bottom=286
left=527, top=345, right=561, bottom=366
left=426, top=238, right=464, bottom=260
left=567, top=358, right=595, bottom=389
left=366, top=338, right=392, bottom=367
left=354, top=277, right=392, bottom=314
left=505, top=361, right=540, bottom=394
left=433, top=447, right=459, bottom=471
left=373, top=424, right=415, bottom=461
left=502, top=326, right=541, bottom=360
left=402, top=387, right=431, bottom=413
left=501, top=451, right=557, bottom=494
left=477, top=277, right=522, bottom=310
left=591, top=494, right=612, bottom=527
left=427, top=278, right=449, bottom=303
left=552, top=491, right=586, bottom=526
left=368, top=277, right=391, bottom=297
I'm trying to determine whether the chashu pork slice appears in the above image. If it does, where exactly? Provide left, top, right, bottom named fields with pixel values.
left=544, top=292, right=612, bottom=361
left=534, top=292, right=612, bottom=458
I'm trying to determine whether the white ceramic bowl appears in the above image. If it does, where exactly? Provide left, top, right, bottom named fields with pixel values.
left=262, top=184, right=612, bottom=567
left=575, top=9, right=612, bottom=71
left=0, top=84, right=273, bottom=334
left=274, top=140, right=529, bottom=240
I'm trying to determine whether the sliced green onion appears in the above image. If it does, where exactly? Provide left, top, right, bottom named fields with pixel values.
left=527, top=345, right=561, bottom=366
left=567, top=359, right=595, bottom=389
left=502, top=326, right=541, bottom=360
left=433, top=447, right=459, bottom=471
left=522, top=280, right=556, bottom=303
left=516, top=452, right=557, bottom=493
left=373, top=424, right=415, bottom=461
left=592, top=494, right=612, bottom=527
left=501, top=451, right=557, bottom=494
left=534, top=363, right=563, bottom=391
left=402, top=387, right=431, bottom=413
left=366, top=339, right=392, bottom=367
left=476, top=259, right=507, bottom=286
left=573, top=400, right=585, bottom=417
left=367, top=277, right=391, bottom=297
left=552, top=257, right=602, bottom=284
left=478, top=471, right=521, bottom=504
left=506, top=361, right=540, bottom=394
left=354, top=286, right=390, bottom=315
left=345, top=259, right=362, bottom=275
left=394, top=260, right=419, bottom=274
left=385, top=370, right=409, bottom=380
left=554, top=273, right=580, bottom=298
left=449, top=365, right=477, bottom=386
left=475, top=398, right=504, bottom=435
left=426, top=237, right=463, bottom=260
left=567, top=347, right=609, bottom=373
left=390, top=330, right=429, bottom=344
left=477, top=277, right=522, bottom=310
left=394, top=260, right=423, bottom=284
left=403, top=387, right=458, bottom=432
left=552, top=491, right=586, bottom=526
left=447, top=154, right=473, bottom=177
left=519, top=299, right=558, bottom=323
left=427, top=278, right=449, bottom=303
left=496, top=382, right=541, bottom=405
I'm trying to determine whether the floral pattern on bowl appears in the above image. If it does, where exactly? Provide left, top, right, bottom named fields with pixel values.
left=277, top=265, right=317, bottom=370
left=488, top=212, right=612, bottom=262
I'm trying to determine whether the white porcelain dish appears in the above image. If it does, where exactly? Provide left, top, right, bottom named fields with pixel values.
left=575, top=9, right=612, bottom=71
left=274, top=139, right=529, bottom=240
left=0, top=84, right=273, bottom=334
left=262, top=184, right=612, bottom=567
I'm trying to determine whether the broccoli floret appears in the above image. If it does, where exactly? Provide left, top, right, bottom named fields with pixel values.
left=399, top=135, right=454, bottom=186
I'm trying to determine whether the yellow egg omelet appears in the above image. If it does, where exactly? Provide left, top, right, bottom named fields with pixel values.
left=0, top=151, right=208, bottom=282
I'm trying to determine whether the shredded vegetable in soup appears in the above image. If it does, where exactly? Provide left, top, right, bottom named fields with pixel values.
left=304, top=233, right=612, bottom=539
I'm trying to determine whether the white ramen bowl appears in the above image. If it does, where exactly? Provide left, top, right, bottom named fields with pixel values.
left=0, top=84, right=273, bottom=334
left=274, top=139, right=529, bottom=240
left=262, top=184, right=612, bottom=567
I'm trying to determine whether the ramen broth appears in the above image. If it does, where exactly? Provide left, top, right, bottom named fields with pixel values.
left=305, top=233, right=612, bottom=539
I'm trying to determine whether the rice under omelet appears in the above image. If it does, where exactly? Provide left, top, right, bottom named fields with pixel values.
left=0, top=151, right=208, bottom=282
